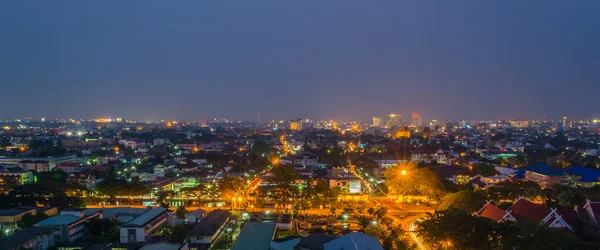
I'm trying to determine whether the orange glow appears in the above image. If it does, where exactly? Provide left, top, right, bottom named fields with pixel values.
left=412, top=113, right=419, bottom=117
left=19, top=146, right=25, bottom=152
left=114, top=146, right=119, bottom=151
left=166, top=122, right=173, bottom=127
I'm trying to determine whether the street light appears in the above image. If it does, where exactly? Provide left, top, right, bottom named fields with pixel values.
left=401, top=170, right=407, bottom=176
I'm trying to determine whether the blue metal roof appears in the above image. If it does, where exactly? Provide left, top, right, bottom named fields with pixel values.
left=526, top=162, right=563, bottom=176
left=566, top=166, right=600, bottom=183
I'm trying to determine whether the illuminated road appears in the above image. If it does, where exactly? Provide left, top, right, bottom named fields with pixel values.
left=408, top=218, right=430, bottom=250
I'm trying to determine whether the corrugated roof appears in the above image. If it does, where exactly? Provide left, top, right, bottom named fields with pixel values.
left=526, top=162, right=563, bottom=176
left=566, top=166, right=600, bottom=182
left=189, top=210, right=231, bottom=236
left=36, top=214, right=81, bottom=226
left=0, top=227, right=56, bottom=249
left=231, top=222, right=276, bottom=250
left=122, top=207, right=167, bottom=227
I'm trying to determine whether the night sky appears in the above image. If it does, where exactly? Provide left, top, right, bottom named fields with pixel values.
left=1, top=1, right=599, bottom=122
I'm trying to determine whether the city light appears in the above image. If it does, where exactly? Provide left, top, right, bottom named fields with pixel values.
left=401, top=170, right=407, bottom=176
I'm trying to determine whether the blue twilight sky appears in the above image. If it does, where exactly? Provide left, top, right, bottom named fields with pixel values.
left=1, top=1, right=599, bottom=122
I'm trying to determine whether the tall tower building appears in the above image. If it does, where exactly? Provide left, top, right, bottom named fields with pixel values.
left=386, top=113, right=402, bottom=128
left=372, top=117, right=381, bottom=127
left=563, top=116, right=567, bottom=128
left=411, top=113, right=422, bottom=127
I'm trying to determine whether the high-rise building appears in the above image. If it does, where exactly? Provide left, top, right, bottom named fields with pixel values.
left=429, top=120, right=440, bottom=129
left=411, top=113, right=422, bottom=127
left=372, top=117, right=381, bottom=127
left=563, top=116, right=567, bottom=128
left=290, top=119, right=303, bottom=131
left=386, top=113, right=402, bottom=128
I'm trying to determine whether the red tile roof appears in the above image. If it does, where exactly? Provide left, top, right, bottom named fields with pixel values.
left=477, top=203, right=507, bottom=222
left=589, top=202, right=600, bottom=224
left=556, top=208, right=578, bottom=226
left=509, top=198, right=550, bottom=222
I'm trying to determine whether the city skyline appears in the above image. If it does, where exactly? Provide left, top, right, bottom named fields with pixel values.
left=1, top=1, right=600, bottom=121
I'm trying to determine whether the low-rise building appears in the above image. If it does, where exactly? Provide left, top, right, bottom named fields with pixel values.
left=119, top=207, right=172, bottom=244
left=231, top=222, right=277, bottom=250
left=564, top=166, right=600, bottom=187
left=0, top=206, right=59, bottom=233
left=0, top=168, right=33, bottom=193
left=293, top=152, right=319, bottom=168
left=188, top=210, right=231, bottom=250
left=35, top=209, right=102, bottom=242
left=67, top=172, right=96, bottom=190
left=0, top=226, right=57, bottom=250
left=0, top=154, right=77, bottom=171
left=524, top=162, right=568, bottom=188
left=410, top=148, right=447, bottom=165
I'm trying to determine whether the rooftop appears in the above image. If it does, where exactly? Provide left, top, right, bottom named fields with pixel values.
left=122, top=207, right=167, bottom=227
left=0, top=227, right=56, bottom=249
left=36, top=214, right=81, bottom=226
left=565, top=166, right=600, bottom=182
left=189, top=210, right=231, bottom=236
left=231, top=222, right=277, bottom=250
left=526, top=162, right=563, bottom=176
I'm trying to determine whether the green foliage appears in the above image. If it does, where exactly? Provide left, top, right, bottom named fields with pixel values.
left=171, top=224, right=191, bottom=242
left=70, top=197, right=87, bottom=208
left=438, top=190, right=487, bottom=213
left=385, top=167, right=445, bottom=199
left=84, top=218, right=119, bottom=242
left=416, top=208, right=500, bottom=249
left=9, top=182, right=69, bottom=208
left=176, top=206, right=187, bottom=218
left=251, top=141, right=270, bottom=155
left=473, top=163, right=500, bottom=176
left=18, top=212, right=49, bottom=229
left=485, top=180, right=541, bottom=202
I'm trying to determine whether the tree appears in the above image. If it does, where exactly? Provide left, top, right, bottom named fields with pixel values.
left=84, top=218, right=119, bottom=242
left=270, top=164, right=300, bottom=209
left=485, top=180, right=541, bottom=203
left=473, top=163, right=500, bottom=176
left=18, top=213, right=49, bottom=229
left=416, top=208, right=500, bottom=249
left=176, top=206, right=187, bottom=219
left=171, top=224, right=191, bottom=242
left=385, top=166, right=445, bottom=200
left=70, top=197, right=87, bottom=208
left=437, top=190, right=487, bottom=213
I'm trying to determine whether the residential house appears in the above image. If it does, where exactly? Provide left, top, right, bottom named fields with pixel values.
left=0, top=168, right=33, bottom=193
left=293, top=152, right=319, bottom=169
left=177, top=159, right=199, bottom=173
left=411, top=148, right=447, bottom=165
left=67, top=172, right=96, bottom=189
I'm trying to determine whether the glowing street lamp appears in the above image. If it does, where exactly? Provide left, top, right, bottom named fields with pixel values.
left=401, top=170, right=407, bottom=176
